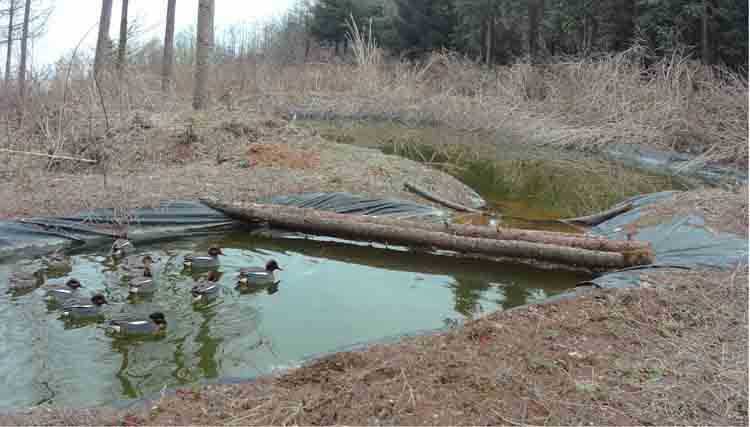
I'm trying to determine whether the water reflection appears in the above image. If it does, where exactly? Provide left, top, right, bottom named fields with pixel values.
left=0, top=234, right=590, bottom=409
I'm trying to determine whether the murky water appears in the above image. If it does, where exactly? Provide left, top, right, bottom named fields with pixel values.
left=0, top=233, right=589, bottom=409
left=308, top=121, right=689, bottom=226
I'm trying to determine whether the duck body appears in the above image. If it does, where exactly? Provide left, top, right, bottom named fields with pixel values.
left=8, top=271, right=42, bottom=291
left=184, top=246, right=223, bottom=270
left=105, top=312, right=167, bottom=336
left=61, top=294, right=108, bottom=319
left=44, top=251, right=71, bottom=272
left=128, top=273, right=157, bottom=295
left=236, top=260, right=282, bottom=288
left=191, top=272, right=221, bottom=303
left=43, top=278, right=83, bottom=304
left=111, top=239, right=135, bottom=259
left=120, top=254, right=161, bottom=280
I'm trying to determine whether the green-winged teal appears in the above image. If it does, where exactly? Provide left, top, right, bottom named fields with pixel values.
left=105, top=311, right=167, bottom=336
left=61, top=294, right=109, bottom=319
left=44, top=278, right=83, bottom=303
left=128, top=264, right=157, bottom=294
left=183, top=246, right=223, bottom=270
left=8, top=271, right=42, bottom=291
left=111, top=238, right=135, bottom=259
left=237, top=260, right=282, bottom=288
left=44, top=250, right=71, bottom=272
left=191, top=271, right=221, bottom=303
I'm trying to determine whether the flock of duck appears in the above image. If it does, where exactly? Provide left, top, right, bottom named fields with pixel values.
left=6, top=238, right=282, bottom=336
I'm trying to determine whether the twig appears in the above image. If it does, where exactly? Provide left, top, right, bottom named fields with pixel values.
left=404, top=181, right=482, bottom=213
left=0, top=148, right=97, bottom=163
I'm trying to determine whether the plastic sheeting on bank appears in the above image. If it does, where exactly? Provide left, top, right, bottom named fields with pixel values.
left=582, top=191, right=748, bottom=289
left=0, top=194, right=447, bottom=261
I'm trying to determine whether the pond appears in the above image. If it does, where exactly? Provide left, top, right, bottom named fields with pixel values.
left=0, top=233, right=589, bottom=409
left=309, top=121, right=690, bottom=230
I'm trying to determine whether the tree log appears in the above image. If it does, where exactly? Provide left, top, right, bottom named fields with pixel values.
left=404, top=181, right=482, bottom=213
left=559, top=202, right=633, bottom=227
left=202, top=198, right=653, bottom=270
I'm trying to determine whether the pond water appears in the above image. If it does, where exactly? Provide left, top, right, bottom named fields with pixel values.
left=0, top=233, right=589, bottom=409
left=309, top=121, right=690, bottom=229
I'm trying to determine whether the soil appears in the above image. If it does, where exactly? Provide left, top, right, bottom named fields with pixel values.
left=0, top=110, right=746, bottom=426
left=0, top=112, right=480, bottom=219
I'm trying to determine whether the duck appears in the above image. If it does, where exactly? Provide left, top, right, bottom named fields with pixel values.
left=43, top=278, right=83, bottom=304
left=191, top=271, right=221, bottom=303
left=8, top=270, right=43, bottom=292
left=44, top=250, right=71, bottom=272
left=60, top=294, right=109, bottom=319
left=105, top=311, right=167, bottom=336
left=128, top=264, right=157, bottom=295
left=111, top=238, right=135, bottom=259
left=236, top=260, right=282, bottom=288
left=120, top=254, right=159, bottom=278
left=183, top=246, right=223, bottom=270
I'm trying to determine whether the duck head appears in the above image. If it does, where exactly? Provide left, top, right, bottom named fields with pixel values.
left=150, top=312, right=167, bottom=329
left=266, top=260, right=282, bottom=272
left=142, top=264, right=153, bottom=278
left=91, top=294, right=108, bottom=306
left=206, top=271, right=221, bottom=282
left=208, top=246, right=224, bottom=257
left=65, top=278, right=82, bottom=289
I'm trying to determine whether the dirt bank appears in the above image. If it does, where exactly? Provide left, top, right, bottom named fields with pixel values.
left=0, top=112, right=480, bottom=219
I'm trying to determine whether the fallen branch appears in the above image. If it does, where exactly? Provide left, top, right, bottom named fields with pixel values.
left=202, top=198, right=654, bottom=270
left=0, top=148, right=98, bottom=163
left=404, top=181, right=482, bottom=213
left=559, top=202, right=633, bottom=227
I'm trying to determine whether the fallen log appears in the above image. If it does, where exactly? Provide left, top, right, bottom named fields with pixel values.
left=202, top=198, right=654, bottom=270
left=559, top=202, right=633, bottom=227
left=404, top=181, right=482, bottom=214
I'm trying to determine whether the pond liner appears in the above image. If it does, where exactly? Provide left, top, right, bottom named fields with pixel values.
left=585, top=191, right=748, bottom=289
left=0, top=195, right=447, bottom=262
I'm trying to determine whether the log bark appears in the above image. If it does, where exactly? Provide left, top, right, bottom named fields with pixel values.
left=404, top=182, right=481, bottom=214
left=202, top=198, right=653, bottom=270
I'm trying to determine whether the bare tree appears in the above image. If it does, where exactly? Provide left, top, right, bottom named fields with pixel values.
left=528, top=0, right=543, bottom=63
left=161, top=0, right=176, bottom=92
left=701, top=0, right=716, bottom=65
left=116, top=0, right=128, bottom=75
left=94, top=0, right=113, bottom=78
left=4, top=0, right=14, bottom=85
left=208, top=0, right=214, bottom=52
left=17, top=0, right=29, bottom=104
left=193, top=0, right=212, bottom=110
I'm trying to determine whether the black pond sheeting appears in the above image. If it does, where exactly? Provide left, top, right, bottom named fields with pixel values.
left=584, top=191, right=748, bottom=289
left=0, top=194, right=447, bottom=260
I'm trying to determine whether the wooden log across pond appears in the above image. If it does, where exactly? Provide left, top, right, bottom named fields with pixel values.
left=201, top=198, right=654, bottom=270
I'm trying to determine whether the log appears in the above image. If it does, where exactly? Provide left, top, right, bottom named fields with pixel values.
left=202, top=198, right=654, bottom=270
left=404, top=181, right=482, bottom=214
left=559, top=202, right=633, bottom=227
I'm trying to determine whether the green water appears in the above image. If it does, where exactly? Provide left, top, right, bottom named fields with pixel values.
left=310, top=122, right=689, bottom=222
left=0, top=234, right=589, bottom=409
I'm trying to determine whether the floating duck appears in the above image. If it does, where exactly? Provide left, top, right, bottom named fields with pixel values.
left=105, top=311, right=167, bottom=336
left=191, top=271, right=221, bottom=303
left=237, top=260, right=282, bottom=288
left=44, top=278, right=83, bottom=304
left=183, top=246, right=223, bottom=270
left=44, top=250, right=71, bottom=272
left=128, top=264, right=157, bottom=294
left=61, top=294, right=109, bottom=319
left=111, top=238, right=135, bottom=259
left=7, top=270, right=42, bottom=292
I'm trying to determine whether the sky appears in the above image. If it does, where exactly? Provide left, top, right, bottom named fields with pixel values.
left=25, top=0, right=296, bottom=69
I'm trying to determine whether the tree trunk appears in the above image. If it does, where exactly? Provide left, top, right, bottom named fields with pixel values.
left=701, top=0, right=714, bottom=65
left=161, top=0, right=176, bottom=92
left=192, top=0, right=212, bottom=110
left=94, top=0, right=114, bottom=79
left=4, top=0, right=14, bottom=86
left=201, top=198, right=654, bottom=270
left=485, top=14, right=493, bottom=65
left=17, top=0, right=30, bottom=107
left=528, top=0, right=542, bottom=63
left=116, top=0, right=128, bottom=76
left=207, top=0, right=215, bottom=53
